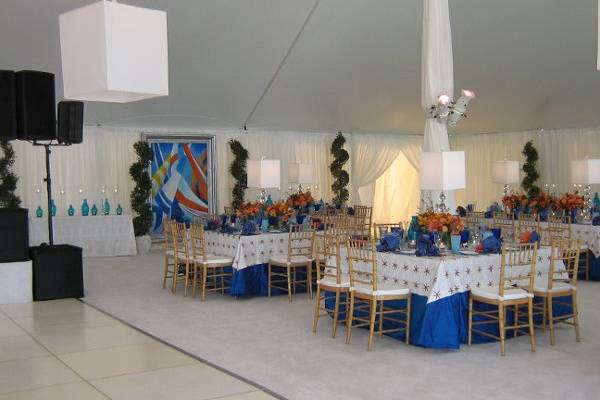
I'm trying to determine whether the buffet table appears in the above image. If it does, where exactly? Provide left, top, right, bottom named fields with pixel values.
left=29, top=215, right=137, bottom=257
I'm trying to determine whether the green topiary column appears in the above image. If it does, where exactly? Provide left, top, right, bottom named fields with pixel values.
left=228, top=139, right=249, bottom=209
left=0, top=140, right=21, bottom=209
left=521, top=140, right=541, bottom=198
left=129, top=141, right=154, bottom=236
left=330, top=132, right=349, bottom=205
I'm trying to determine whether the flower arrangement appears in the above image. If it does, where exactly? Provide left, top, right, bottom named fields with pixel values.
left=237, top=201, right=263, bottom=218
left=267, top=201, right=290, bottom=217
left=286, top=190, right=314, bottom=210
left=528, top=192, right=554, bottom=212
left=417, top=212, right=465, bottom=235
left=501, top=193, right=529, bottom=212
left=555, top=192, right=584, bottom=211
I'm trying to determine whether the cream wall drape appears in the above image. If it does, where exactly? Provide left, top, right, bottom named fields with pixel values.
left=12, top=126, right=139, bottom=216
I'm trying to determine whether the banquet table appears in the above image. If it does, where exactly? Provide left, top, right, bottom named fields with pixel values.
left=29, top=215, right=137, bottom=257
left=330, top=246, right=564, bottom=349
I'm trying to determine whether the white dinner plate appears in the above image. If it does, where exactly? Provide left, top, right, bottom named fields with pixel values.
left=460, top=250, right=479, bottom=256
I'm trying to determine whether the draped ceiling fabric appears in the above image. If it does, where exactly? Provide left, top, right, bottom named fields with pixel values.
left=421, top=0, right=455, bottom=210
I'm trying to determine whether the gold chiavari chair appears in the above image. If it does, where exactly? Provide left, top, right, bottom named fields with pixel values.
left=345, top=238, right=411, bottom=351
left=312, top=229, right=351, bottom=338
left=468, top=243, right=537, bottom=356
left=373, top=222, right=403, bottom=242
left=516, top=215, right=540, bottom=241
left=353, top=205, right=373, bottom=240
left=162, top=220, right=191, bottom=295
left=189, top=223, right=234, bottom=301
left=532, top=238, right=581, bottom=345
left=540, top=222, right=571, bottom=247
left=268, top=225, right=315, bottom=302
left=491, top=215, right=516, bottom=242
left=465, top=212, right=485, bottom=231
left=493, top=211, right=514, bottom=220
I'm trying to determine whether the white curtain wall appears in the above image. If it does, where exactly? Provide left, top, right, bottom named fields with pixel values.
left=8, top=125, right=600, bottom=221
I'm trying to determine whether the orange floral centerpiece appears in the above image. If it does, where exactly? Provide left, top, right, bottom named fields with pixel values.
left=237, top=201, right=262, bottom=218
left=286, top=190, right=315, bottom=210
left=266, top=201, right=292, bottom=228
left=555, top=192, right=584, bottom=212
left=417, top=212, right=465, bottom=235
left=501, top=193, right=529, bottom=212
left=529, top=191, right=555, bottom=213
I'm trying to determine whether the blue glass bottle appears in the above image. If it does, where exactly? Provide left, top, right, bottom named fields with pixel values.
left=36, top=206, right=43, bottom=218
left=407, top=215, right=419, bottom=244
left=50, top=199, right=57, bottom=217
left=116, top=204, right=123, bottom=215
left=81, top=199, right=90, bottom=216
left=103, top=199, right=110, bottom=215
left=68, top=205, right=75, bottom=216
left=91, top=204, right=98, bottom=216
left=594, top=192, right=600, bottom=211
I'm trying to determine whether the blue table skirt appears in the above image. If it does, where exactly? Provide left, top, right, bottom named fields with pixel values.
left=228, top=263, right=574, bottom=349
left=588, top=251, right=600, bottom=280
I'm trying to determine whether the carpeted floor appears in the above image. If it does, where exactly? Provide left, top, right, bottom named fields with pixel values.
left=83, top=250, right=600, bottom=400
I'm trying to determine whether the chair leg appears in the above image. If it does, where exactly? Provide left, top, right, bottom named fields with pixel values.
left=499, top=303, right=506, bottom=356
left=184, top=261, right=190, bottom=297
left=467, top=294, right=473, bottom=346
left=528, top=297, right=536, bottom=352
left=585, top=250, right=589, bottom=281
left=312, top=284, right=321, bottom=333
left=332, top=289, right=340, bottom=338
left=201, top=265, right=208, bottom=301
left=220, top=266, right=225, bottom=295
left=572, top=291, right=581, bottom=342
left=378, top=300, right=384, bottom=337
left=367, top=298, right=377, bottom=351
left=192, top=263, right=198, bottom=298
left=548, top=294, right=555, bottom=346
left=267, top=263, right=272, bottom=297
left=346, top=293, right=355, bottom=344
left=171, top=262, right=178, bottom=294
left=405, top=295, right=411, bottom=345
left=287, top=265, right=292, bottom=302
left=542, top=297, right=547, bottom=332
left=514, top=304, right=519, bottom=336
left=162, top=255, right=169, bottom=288
left=307, top=263, right=313, bottom=299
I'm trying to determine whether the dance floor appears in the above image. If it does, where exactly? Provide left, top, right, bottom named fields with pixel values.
left=82, top=250, right=600, bottom=400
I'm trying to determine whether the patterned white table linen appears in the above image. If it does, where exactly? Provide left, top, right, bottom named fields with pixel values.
left=335, top=247, right=558, bottom=304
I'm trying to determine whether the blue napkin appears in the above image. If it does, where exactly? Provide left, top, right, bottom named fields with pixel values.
left=481, top=236, right=502, bottom=254
left=205, top=220, right=218, bottom=231
left=241, top=222, right=256, bottom=236
left=484, top=211, right=493, bottom=219
left=460, top=229, right=470, bottom=244
left=296, top=214, right=306, bottom=225
left=456, top=206, right=467, bottom=217
left=529, top=230, right=541, bottom=246
left=416, top=235, right=439, bottom=257
left=593, top=216, right=600, bottom=226
left=376, top=234, right=401, bottom=252
left=220, top=214, right=228, bottom=225
left=390, top=227, right=404, bottom=238
left=220, top=225, right=235, bottom=234
left=347, top=207, right=355, bottom=215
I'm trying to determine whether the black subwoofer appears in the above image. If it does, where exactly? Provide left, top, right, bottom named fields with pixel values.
left=0, top=70, right=17, bottom=140
left=15, top=70, right=56, bottom=141
left=30, top=244, right=83, bottom=301
left=57, top=101, right=83, bottom=144
left=0, top=208, right=29, bottom=262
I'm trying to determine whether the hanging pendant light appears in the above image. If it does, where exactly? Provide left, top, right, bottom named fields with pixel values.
left=59, top=0, right=168, bottom=103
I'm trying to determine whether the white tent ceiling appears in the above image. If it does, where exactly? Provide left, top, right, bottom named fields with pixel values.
left=1, top=0, right=599, bottom=134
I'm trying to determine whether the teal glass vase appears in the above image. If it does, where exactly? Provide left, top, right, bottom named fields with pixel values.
left=81, top=199, right=90, bottom=216
left=67, top=205, right=75, bottom=216
left=407, top=216, right=419, bottom=243
left=116, top=204, right=123, bottom=215
left=36, top=206, right=43, bottom=218
left=103, top=199, right=110, bottom=215
left=594, top=192, right=600, bottom=211
left=50, top=199, right=57, bottom=217
left=91, top=204, right=98, bottom=216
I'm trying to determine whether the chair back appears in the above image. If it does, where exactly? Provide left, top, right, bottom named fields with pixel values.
left=224, top=206, right=235, bottom=215
left=491, top=217, right=515, bottom=242
left=353, top=205, right=373, bottom=239
left=541, top=223, right=571, bottom=246
left=465, top=212, right=485, bottom=230
left=549, top=237, right=580, bottom=289
left=287, top=224, right=314, bottom=262
left=315, top=230, right=344, bottom=284
left=189, top=222, right=208, bottom=262
left=493, top=211, right=514, bottom=220
left=373, top=222, right=402, bottom=241
left=518, top=213, right=539, bottom=223
left=347, top=238, right=378, bottom=292
left=499, top=243, right=537, bottom=296
left=163, top=219, right=174, bottom=252
left=166, top=220, right=190, bottom=263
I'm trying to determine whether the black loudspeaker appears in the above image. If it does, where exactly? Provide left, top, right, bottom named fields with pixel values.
left=15, top=70, right=56, bottom=141
left=0, top=70, right=16, bottom=139
left=0, top=208, right=29, bottom=262
left=57, top=101, right=83, bottom=144
left=30, top=244, right=83, bottom=301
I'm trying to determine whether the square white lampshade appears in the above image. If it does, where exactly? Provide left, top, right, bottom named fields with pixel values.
left=571, top=159, right=600, bottom=184
left=288, top=162, right=313, bottom=184
left=59, top=0, right=168, bottom=103
left=247, top=159, right=281, bottom=189
left=420, top=151, right=466, bottom=191
left=492, top=160, right=520, bottom=184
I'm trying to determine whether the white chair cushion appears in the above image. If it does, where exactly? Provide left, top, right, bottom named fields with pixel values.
left=351, top=283, right=410, bottom=297
left=471, top=286, right=533, bottom=301
left=534, top=281, right=576, bottom=293
left=193, top=255, right=233, bottom=265
left=269, top=255, right=312, bottom=265
left=165, top=249, right=188, bottom=258
left=318, top=275, right=350, bottom=288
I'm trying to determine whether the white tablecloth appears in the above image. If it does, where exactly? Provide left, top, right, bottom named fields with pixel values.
left=336, top=247, right=557, bottom=304
left=205, top=231, right=292, bottom=269
left=29, top=216, right=137, bottom=257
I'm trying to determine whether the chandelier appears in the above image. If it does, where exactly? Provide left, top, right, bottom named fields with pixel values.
left=427, top=89, right=475, bottom=127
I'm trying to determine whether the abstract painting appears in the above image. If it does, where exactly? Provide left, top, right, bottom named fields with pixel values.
left=146, top=136, right=216, bottom=235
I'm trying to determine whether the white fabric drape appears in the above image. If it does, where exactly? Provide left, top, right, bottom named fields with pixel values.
left=12, top=127, right=139, bottom=216
left=421, top=0, right=455, bottom=209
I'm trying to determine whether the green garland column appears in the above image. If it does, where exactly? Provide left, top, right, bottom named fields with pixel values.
left=330, top=132, right=349, bottom=205
left=129, top=141, right=154, bottom=236
left=0, top=139, right=21, bottom=208
left=228, top=139, right=249, bottom=209
left=521, top=140, right=541, bottom=198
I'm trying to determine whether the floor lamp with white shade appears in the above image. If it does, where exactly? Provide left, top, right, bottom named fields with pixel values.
left=247, top=159, right=281, bottom=203
left=420, top=151, right=466, bottom=213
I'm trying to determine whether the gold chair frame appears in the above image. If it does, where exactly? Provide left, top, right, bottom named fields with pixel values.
left=162, top=220, right=191, bottom=295
left=373, top=222, right=403, bottom=242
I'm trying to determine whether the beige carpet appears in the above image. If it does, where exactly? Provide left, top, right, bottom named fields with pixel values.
left=82, top=250, right=600, bottom=400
